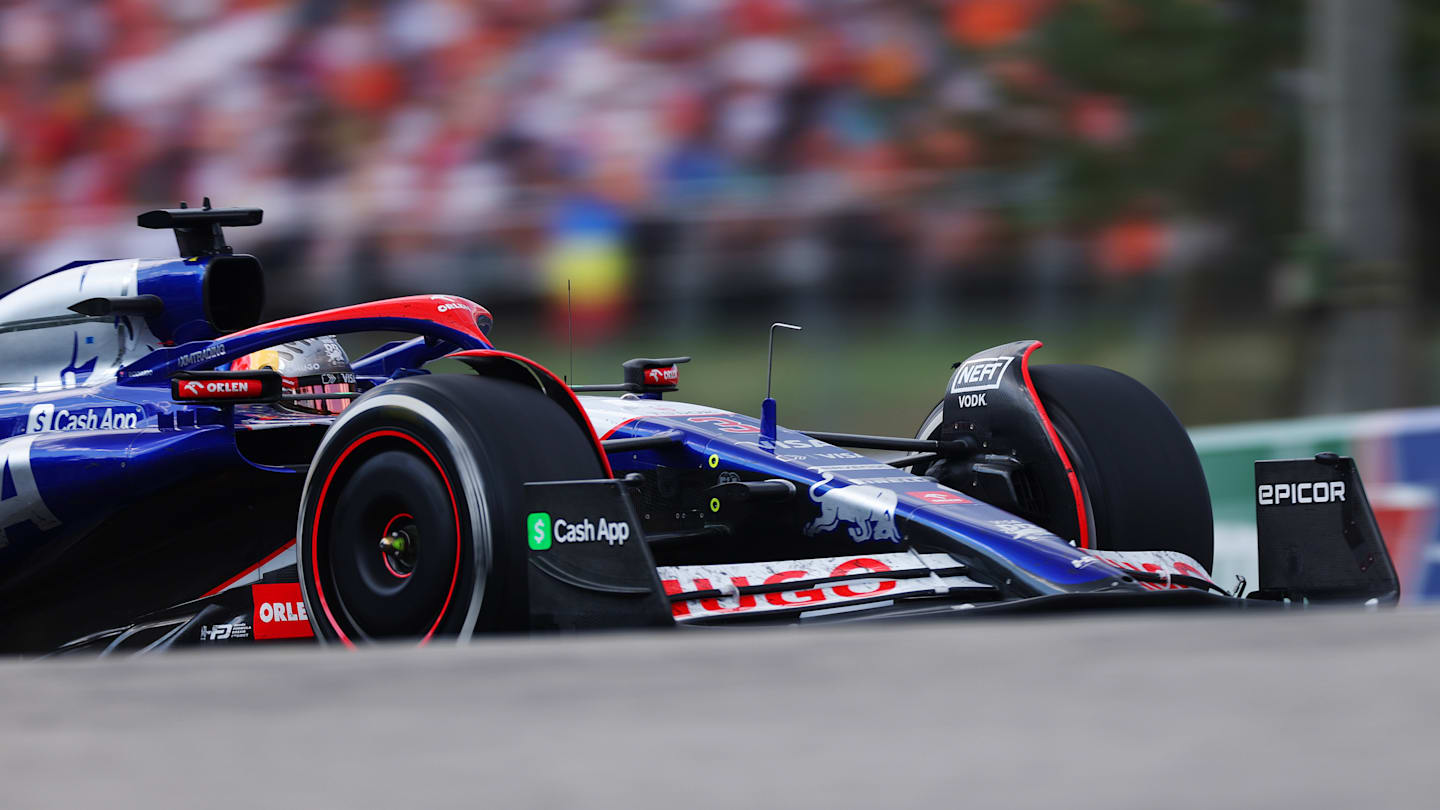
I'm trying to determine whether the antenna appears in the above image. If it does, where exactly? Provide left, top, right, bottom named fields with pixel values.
left=766, top=322, right=802, bottom=400
left=567, top=279, right=574, bottom=385
left=762, top=322, right=803, bottom=444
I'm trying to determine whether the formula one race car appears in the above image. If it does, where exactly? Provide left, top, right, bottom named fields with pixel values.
left=0, top=204, right=1400, bottom=655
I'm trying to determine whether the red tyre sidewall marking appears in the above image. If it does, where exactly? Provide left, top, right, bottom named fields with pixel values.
left=311, top=431, right=461, bottom=647
left=1019, top=343, right=1090, bottom=550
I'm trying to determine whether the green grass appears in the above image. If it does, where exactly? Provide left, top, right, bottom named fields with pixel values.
left=485, top=320, right=1295, bottom=434
left=354, top=311, right=1346, bottom=433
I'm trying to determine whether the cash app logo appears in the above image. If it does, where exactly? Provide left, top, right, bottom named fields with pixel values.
left=527, top=512, right=551, bottom=551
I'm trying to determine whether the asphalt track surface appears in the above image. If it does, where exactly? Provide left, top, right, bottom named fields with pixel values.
left=6, top=609, right=1440, bottom=809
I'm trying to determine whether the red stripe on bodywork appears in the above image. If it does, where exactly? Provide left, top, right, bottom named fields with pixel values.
left=202, top=540, right=296, bottom=598
left=1019, top=342, right=1090, bottom=550
left=599, top=417, right=642, bottom=441
left=227, top=295, right=493, bottom=347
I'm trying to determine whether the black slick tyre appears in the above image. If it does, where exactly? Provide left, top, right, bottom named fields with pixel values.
left=1027, top=364, right=1214, bottom=571
left=297, top=374, right=603, bottom=645
left=916, top=363, right=1214, bottom=570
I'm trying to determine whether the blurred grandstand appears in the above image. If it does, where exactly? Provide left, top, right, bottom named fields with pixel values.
left=0, top=0, right=1434, bottom=428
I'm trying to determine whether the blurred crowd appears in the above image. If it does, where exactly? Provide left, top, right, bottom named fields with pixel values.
left=0, top=0, right=1294, bottom=340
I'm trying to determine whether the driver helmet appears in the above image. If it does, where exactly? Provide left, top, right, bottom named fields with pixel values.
left=231, top=336, right=356, bottom=415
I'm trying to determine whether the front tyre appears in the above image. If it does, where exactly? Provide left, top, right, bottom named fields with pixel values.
left=297, top=375, right=603, bottom=645
left=1028, top=365, right=1213, bottom=571
left=917, top=364, right=1214, bottom=570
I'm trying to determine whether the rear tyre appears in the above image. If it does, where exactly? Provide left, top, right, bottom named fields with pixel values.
left=917, top=364, right=1213, bottom=570
left=297, top=374, right=603, bottom=645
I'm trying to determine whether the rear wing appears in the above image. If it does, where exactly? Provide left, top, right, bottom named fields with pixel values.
left=1252, top=453, right=1400, bottom=605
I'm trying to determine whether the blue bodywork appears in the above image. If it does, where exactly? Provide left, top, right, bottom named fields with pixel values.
left=597, top=409, right=1121, bottom=595
left=0, top=247, right=1160, bottom=653
left=0, top=250, right=498, bottom=651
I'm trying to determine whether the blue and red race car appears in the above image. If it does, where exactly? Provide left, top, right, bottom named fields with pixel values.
left=0, top=204, right=1399, bottom=655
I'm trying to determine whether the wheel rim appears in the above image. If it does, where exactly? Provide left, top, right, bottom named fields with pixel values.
left=309, top=431, right=470, bottom=644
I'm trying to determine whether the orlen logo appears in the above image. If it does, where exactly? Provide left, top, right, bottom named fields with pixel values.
left=251, top=583, right=315, bottom=640
left=177, top=379, right=262, bottom=399
left=1258, top=481, right=1345, bottom=506
left=432, top=296, right=469, bottom=313
left=950, top=356, right=1014, bottom=394
left=644, top=365, right=679, bottom=386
